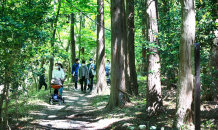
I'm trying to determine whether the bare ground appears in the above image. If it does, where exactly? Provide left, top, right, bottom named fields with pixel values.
left=8, top=83, right=218, bottom=130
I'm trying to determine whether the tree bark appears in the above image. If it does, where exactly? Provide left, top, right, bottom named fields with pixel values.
left=79, top=13, right=82, bottom=59
left=210, top=0, right=218, bottom=101
left=211, top=38, right=218, bottom=101
left=0, top=87, right=5, bottom=129
left=96, top=0, right=107, bottom=94
left=125, top=0, right=131, bottom=97
left=142, top=21, right=147, bottom=76
left=38, top=58, right=45, bottom=90
left=106, top=0, right=129, bottom=110
left=145, top=0, right=163, bottom=114
left=4, top=83, right=9, bottom=129
left=70, top=13, right=76, bottom=83
left=0, top=79, right=6, bottom=129
left=126, top=0, right=138, bottom=96
left=173, top=0, right=195, bottom=128
left=49, top=0, right=61, bottom=93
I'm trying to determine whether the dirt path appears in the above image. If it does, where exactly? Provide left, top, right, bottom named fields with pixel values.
left=26, top=84, right=119, bottom=130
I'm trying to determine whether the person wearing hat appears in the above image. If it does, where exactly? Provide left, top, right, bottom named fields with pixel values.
left=87, top=58, right=96, bottom=91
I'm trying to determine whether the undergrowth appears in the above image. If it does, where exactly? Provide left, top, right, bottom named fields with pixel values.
left=2, top=86, right=50, bottom=124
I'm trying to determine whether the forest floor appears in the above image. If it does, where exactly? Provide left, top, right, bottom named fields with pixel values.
left=8, top=81, right=218, bottom=130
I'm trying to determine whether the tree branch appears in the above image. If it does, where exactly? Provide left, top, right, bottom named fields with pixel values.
left=115, top=86, right=133, bottom=97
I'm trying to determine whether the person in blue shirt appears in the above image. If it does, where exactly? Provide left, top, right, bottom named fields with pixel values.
left=71, top=58, right=80, bottom=91
left=87, top=58, right=96, bottom=92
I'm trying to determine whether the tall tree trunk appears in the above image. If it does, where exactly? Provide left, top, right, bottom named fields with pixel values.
left=70, top=13, right=76, bottom=83
left=79, top=13, right=82, bottom=59
left=68, top=59, right=71, bottom=82
left=141, top=21, right=147, bottom=76
left=49, top=0, right=61, bottom=93
left=96, top=0, right=107, bottom=94
left=126, top=0, right=138, bottom=96
left=0, top=66, right=6, bottom=129
left=38, top=58, right=45, bottom=90
left=210, top=0, right=218, bottom=101
left=211, top=38, right=218, bottom=101
left=125, top=4, right=131, bottom=98
left=0, top=78, right=6, bottom=129
left=31, top=63, right=38, bottom=91
left=4, top=83, right=9, bottom=129
left=106, top=0, right=129, bottom=110
left=145, top=0, right=163, bottom=114
left=0, top=86, right=5, bottom=129
left=63, top=40, right=70, bottom=81
left=3, top=63, right=10, bottom=129
left=173, top=0, right=195, bottom=128
left=49, top=56, right=54, bottom=93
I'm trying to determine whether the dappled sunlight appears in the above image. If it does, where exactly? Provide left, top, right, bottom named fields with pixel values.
left=19, top=85, right=145, bottom=129
left=37, top=119, right=88, bottom=129
left=48, top=115, right=58, bottom=118
left=30, top=111, right=47, bottom=116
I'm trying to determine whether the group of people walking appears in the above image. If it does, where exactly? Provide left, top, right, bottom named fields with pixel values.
left=39, top=58, right=111, bottom=95
left=72, top=58, right=96, bottom=93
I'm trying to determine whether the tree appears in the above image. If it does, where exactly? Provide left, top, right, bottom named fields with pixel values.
left=126, top=0, right=138, bottom=96
left=209, top=0, right=218, bottom=101
left=145, top=0, right=163, bottom=114
left=106, top=0, right=129, bottom=110
left=173, top=0, right=195, bottom=128
left=141, top=0, right=147, bottom=77
left=0, top=0, right=51, bottom=128
left=49, top=0, right=61, bottom=92
left=96, top=0, right=107, bottom=93
left=79, top=13, right=82, bottom=59
left=70, top=13, right=76, bottom=83
left=211, top=37, right=218, bottom=101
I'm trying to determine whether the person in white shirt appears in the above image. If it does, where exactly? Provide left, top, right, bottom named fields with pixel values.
left=58, top=63, right=65, bottom=82
left=52, top=63, right=65, bottom=97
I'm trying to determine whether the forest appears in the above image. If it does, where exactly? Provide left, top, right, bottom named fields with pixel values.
left=0, top=0, right=218, bottom=129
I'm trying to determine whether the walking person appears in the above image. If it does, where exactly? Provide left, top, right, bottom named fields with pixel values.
left=52, top=63, right=65, bottom=97
left=39, top=68, right=47, bottom=91
left=87, top=58, right=96, bottom=92
left=78, top=60, right=89, bottom=93
left=72, top=58, right=80, bottom=91
left=105, top=60, right=111, bottom=85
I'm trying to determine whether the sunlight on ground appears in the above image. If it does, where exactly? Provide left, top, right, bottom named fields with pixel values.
left=48, top=115, right=58, bottom=118
left=35, top=117, right=135, bottom=129
left=25, top=87, right=132, bottom=129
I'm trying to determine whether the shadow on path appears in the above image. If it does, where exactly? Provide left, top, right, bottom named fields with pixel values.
left=12, top=84, right=122, bottom=130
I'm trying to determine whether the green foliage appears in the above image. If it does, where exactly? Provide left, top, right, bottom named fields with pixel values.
left=0, top=0, right=218, bottom=128
left=92, top=94, right=109, bottom=107
left=195, top=0, right=218, bottom=100
left=3, top=87, right=49, bottom=123
left=202, top=119, right=215, bottom=129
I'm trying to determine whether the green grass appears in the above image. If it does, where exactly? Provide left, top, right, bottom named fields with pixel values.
left=2, top=87, right=50, bottom=124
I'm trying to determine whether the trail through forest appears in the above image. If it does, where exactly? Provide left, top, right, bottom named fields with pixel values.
left=16, top=84, right=120, bottom=129
left=8, top=83, right=218, bottom=130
